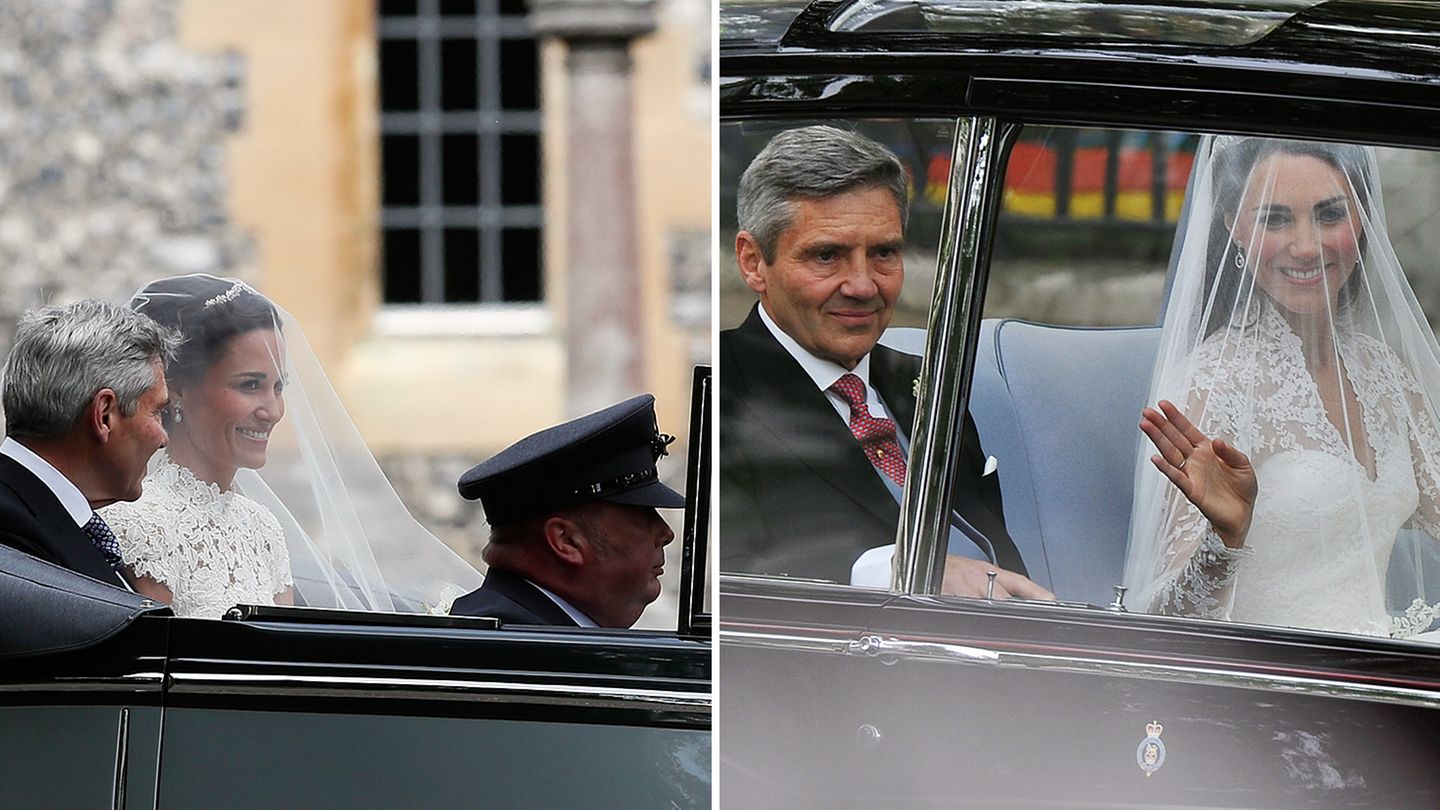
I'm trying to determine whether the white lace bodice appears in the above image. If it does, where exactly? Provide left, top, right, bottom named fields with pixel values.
left=1151, top=306, right=1440, bottom=636
left=102, top=454, right=293, bottom=619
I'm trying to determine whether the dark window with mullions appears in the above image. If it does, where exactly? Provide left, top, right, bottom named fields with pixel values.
left=378, top=0, right=543, bottom=305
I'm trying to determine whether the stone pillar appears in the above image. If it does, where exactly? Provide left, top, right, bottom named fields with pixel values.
left=529, top=0, right=656, bottom=418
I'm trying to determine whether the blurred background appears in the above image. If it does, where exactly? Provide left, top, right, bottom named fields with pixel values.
left=0, top=0, right=711, bottom=627
left=720, top=121, right=1440, bottom=333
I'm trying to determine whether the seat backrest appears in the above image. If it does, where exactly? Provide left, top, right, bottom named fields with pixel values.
left=968, top=319, right=1161, bottom=605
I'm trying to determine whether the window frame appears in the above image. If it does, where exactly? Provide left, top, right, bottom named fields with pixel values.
left=377, top=0, right=543, bottom=310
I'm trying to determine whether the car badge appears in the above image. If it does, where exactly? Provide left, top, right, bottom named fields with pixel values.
left=1137, top=721, right=1166, bottom=777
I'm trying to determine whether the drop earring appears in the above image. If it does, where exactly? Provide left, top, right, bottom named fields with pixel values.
left=172, top=404, right=183, bottom=424
left=1232, top=243, right=1247, bottom=270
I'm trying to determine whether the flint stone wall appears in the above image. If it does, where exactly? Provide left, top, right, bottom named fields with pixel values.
left=0, top=0, right=250, bottom=364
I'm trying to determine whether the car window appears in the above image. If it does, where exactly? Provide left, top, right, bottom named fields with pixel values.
left=718, top=117, right=959, bottom=586
left=975, top=123, right=1440, bottom=639
left=985, top=126, right=1195, bottom=327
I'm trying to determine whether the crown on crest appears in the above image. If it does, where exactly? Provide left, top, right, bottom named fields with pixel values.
left=1146, top=721, right=1163, bottom=738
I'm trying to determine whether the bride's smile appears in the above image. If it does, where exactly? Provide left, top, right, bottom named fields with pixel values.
left=1232, top=152, right=1363, bottom=319
left=169, top=327, right=287, bottom=490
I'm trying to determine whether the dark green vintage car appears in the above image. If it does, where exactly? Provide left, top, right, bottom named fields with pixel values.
left=719, top=2, right=1440, bottom=806
left=1, top=370, right=712, bottom=809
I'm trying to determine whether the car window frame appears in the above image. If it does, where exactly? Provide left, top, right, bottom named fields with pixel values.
left=719, top=45, right=1440, bottom=615
left=895, top=115, right=1019, bottom=594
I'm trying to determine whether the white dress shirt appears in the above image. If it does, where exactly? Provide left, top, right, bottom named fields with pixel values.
left=756, top=304, right=899, bottom=425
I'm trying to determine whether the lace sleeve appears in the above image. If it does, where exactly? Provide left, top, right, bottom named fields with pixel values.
left=1361, top=336, right=1440, bottom=541
left=1366, top=342, right=1440, bottom=637
left=231, top=496, right=293, bottom=598
left=102, top=497, right=182, bottom=588
left=1400, top=371, right=1440, bottom=542
left=1151, top=523, right=1253, bottom=618
left=1141, top=350, right=1255, bottom=619
left=262, top=506, right=295, bottom=592
left=1394, top=377, right=1440, bottom=637
left=1406, top=414, right=1440, bottom=540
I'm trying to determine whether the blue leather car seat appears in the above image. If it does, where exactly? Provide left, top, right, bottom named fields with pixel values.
left=967, top=319, right=1161, bottom=606
left=877, top=322, right=1160, bottom=604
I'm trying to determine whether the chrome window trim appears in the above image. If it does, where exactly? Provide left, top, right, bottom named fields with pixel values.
left=0, top=669, right=709, bottom=717
left=896, top=116, right=1019, bottom=595
left=110, top=707, right=129, bottom=810
left=165, top=672, right=711, bottom=715
left=721, top=628, right=1440, bottom=711
left=0, top=673, right=165, bottom=694
left=717, top=628, right=863, bottom=656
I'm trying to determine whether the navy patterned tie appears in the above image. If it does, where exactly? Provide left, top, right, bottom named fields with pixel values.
left=83, top=513, right=123, bottom=569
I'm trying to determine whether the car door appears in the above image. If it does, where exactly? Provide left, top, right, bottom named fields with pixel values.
left=152, top=615, right=711, bottom=808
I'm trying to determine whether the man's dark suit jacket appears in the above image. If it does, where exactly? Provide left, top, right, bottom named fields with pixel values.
left=0, top=453, right=127, bottom=588
left=449, top=567, right=580, bottom=626
left=720, top=305, right=1024, bottom=584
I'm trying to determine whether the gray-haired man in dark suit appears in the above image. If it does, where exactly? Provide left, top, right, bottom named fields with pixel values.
left=720, top=125, right=1052, bottom=599
left=0, top=300, right=178, bottom=588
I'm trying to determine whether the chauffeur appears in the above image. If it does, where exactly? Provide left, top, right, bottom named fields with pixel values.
left=448, top=394, right=685, bottom=628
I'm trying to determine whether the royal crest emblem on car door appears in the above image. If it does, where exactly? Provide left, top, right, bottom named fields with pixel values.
left=1137, top=721, right=1166, bottom=776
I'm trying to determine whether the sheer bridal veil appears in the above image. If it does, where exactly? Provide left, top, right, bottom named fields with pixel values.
left=1124, top=136, right=1440, bottom=637
left=131, top=274, right=482, bottom=613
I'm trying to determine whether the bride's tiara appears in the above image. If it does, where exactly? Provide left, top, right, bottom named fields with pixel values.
left=203, top=280, right=255, bottom=309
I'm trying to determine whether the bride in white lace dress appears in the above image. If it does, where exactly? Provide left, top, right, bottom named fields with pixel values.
left=103, top=275, right=481, bottom=618
left=103, top=278, right=293, bottom=617
left=1124, top=136, right=1440, bottom=639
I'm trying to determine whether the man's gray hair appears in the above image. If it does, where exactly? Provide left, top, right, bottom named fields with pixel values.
left=737, top=124, right=910, bottom=263
left=2, top=300, right=180, bottom=439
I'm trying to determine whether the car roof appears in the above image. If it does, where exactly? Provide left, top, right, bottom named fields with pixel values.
left=720, top=1, right=1440, bottom=148
left=721, top=0, right=1440, bottom=82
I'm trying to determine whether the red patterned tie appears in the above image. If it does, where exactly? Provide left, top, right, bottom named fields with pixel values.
left=830, top=373, right=906, bottom=486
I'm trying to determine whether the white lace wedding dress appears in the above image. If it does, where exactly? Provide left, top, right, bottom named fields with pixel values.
left=103, top=452, right=293, bottom=618
left=1149, top=306, right=1440, bottom=637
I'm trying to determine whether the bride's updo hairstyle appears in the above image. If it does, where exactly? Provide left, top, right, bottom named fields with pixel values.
left=129, top=274, right=280, bottom=424
left=1201, top=137, right=1374, bottom=337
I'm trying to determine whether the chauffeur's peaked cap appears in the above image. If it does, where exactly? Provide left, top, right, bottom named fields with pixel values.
left=457, top=394, right=685, bottom=525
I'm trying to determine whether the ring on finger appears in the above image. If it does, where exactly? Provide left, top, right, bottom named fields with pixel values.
left=1178, top=456, right=1188, bottom=470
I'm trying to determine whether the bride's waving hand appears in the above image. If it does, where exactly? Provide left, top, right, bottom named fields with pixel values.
left=1139, top=399, right=1256, bottom=549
